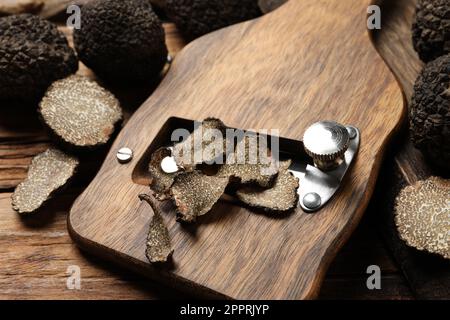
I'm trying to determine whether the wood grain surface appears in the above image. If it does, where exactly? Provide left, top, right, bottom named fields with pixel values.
left=0, top=190, right=413, bottom=299
left=0, top=46, right=413, bottom=299
left=68, top=0, right=404, bottom=299
left=3, top=0, right=443, bottom=300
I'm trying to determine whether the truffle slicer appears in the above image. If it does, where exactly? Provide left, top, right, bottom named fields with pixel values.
left=298, top=121, right=361, bottom=213
left=69, top=0, right=405, bottom=299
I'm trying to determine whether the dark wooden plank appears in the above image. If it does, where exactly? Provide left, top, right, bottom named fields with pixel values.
left=0, top=191, right=189, bottom=300
left=0, top=190, right=410, bottom=299
left=326, top=213, right=399, bottom=276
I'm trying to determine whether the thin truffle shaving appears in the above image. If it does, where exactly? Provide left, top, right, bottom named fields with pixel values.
left=171, top=170, right=229, bottom=222
left=217, top=135, right=278, bottom=187
left=148, top=147, right=180, bottom=200
left=173, top=118, right=229, bottom=171
left=236, top=160, right=299, bottom=212
left=12, top=149, right=79, bottom=214
left=139, top=194, right=173, bottom=263
left=147, top=118, right=299, bottom=226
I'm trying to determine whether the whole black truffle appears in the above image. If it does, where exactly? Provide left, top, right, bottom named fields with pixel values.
left=73, top=0, right=168, bottom=83
left=0, top=14, right=78, bottom=102
left=410, top=54, right=450, bottom=172
left=412, top=0, right=450, bottom=62
left=165, top=0, right=262, bottom=40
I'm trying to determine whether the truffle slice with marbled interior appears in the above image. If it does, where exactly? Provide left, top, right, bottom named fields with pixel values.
left=148, top=147, right=181, bottom=200
left=236, top=160, right=299, bottom=212
left=39, top=75, right=122, bottom=149
left=171, top=171, right=229, bottom=222
left=172, top=118, right=229, bottom=171
left=395, top=176, right=450, bottom=260
left=139, top=194, right=173, bottom=263
left=217, top=135, right=279, bottom=188
left=12, top=149, right=79, bottom=214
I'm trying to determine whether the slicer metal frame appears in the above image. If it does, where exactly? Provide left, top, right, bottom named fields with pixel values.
left=295, top=126, right=360, bottom=213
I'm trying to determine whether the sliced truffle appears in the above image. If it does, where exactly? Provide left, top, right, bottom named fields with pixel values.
left=412, top=0, right=450, bottom=62
left=0, top=0, right=43, bottom=15
left=139, top=194, right=173, bottom=263
left=12, top=149, right=79, bottom=214
left=258, top=0, right=287, bottom=14
left=409, top=54, right=450, bottom=172
left=73, top=0, right=168, bottom=83
left=149, top=147, right=180, bottom=200
left=0, top=14, right=77, bottom=101
left=236, top=160, right=299, bottom=212
left=165, top=0, right=262, bottom=40
left=217, top=135, right=278, bottom=187
left=173, top=118, right=229, bottom=171
left=171, top=171, right=229, bottom=222
left=395, top=177, right=449, bottom=260
left=39, top=75, right=123, bottom=149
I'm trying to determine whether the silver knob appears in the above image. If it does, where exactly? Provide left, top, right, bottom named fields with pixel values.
left=303, top=121, right=350, bottom=171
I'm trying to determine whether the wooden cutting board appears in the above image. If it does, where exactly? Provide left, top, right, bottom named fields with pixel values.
left=69, top=0, right=405, bottom=299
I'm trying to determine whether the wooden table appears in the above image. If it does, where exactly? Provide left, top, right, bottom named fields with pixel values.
left=0, top=0, right=443, bottom=300
left=0, top=190, right=413, bottom=299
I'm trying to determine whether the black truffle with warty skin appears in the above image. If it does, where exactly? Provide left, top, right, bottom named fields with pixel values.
left=409, top=54, right=450, bottom=172
left=73, top=0, right=168, bottom=83
left=165, top=0, right=262, bottom=40
left=412, top=0, right=450, bottom=62
left=0, top=14, right=77, bottom=102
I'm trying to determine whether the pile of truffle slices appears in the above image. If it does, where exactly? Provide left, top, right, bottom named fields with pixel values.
left=5, top=0, right=274, bottom=214
left=393, top=0, right=450, bottom=261
left=141, top=118, right=300, bottom=263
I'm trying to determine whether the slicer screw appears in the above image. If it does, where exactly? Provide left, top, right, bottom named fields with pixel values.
left=346, top=126, right=357, bottom=140
left=117, top=147, right=133, bottom=164
left=160, top=153, right=179, bottom=174
left=303, top=192, right=321, bottom=210
left=303, top=121, right=350, bottom=171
